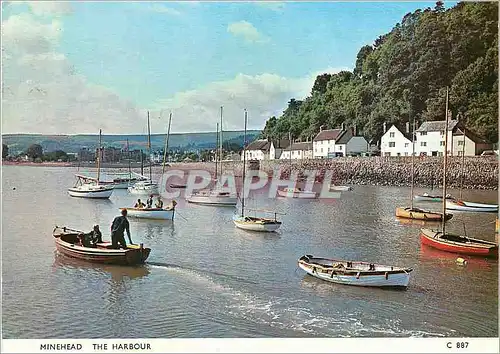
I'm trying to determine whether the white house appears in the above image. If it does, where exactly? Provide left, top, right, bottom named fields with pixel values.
left=312, top=129, right=345, bottom=158
left=280, top=142, right=313, bottom=160
left=269, top=138, right=290, bottom=160
left=335, top=130, right=369, bottom=156
left=452, top=127, right=492, bottom=156
left=242, top=139, right=270, bottom=161
left=380, top=123, right=413, bottom=157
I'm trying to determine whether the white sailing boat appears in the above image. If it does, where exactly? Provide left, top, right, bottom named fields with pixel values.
left=128, top=111, right=159, bottom=195
left=68, top=130, right=114, bottom=199
left=187, top=107, right=237, bottom=206
left=233, top=109, right=283, bottom=232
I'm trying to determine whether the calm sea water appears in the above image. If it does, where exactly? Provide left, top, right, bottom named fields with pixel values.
left=2, top=166, right=498, bottom=338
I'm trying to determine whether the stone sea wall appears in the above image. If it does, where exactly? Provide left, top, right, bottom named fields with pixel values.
left=169, top=156, right=498, bottom=190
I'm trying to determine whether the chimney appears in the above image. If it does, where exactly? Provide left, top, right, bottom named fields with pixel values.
left=320, top=125, right=324, bottom=132
left=341, top=123, right=345, bottom=130
left=406, top=122, right=410, bottom=134
left=353, top=125, right=357, bottom=136
left=383, top=122, right=387, bottom=134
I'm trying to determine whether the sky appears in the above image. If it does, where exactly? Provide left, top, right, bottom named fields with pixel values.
left=1, top=1, right=455, bottom=135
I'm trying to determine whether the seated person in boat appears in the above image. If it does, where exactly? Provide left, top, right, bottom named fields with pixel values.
left=134, top=199, right=146, bottom=208
left=77, top=225, right=103, bottom=247
left=146, top=195, right=154, bottom=208
left=110, top=209, right=134, bottom=249
left=155, top=196, right=164, bottom=209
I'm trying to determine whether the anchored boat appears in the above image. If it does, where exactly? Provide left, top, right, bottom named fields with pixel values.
left=414, top=193, right=455, bottom=202
left=68, top=130, right=114, bottom=199
left=277, top=187, right=317, bottom=199
left=395, top=207, right=452, bottom=221
left=53, top=226, right=150, bottom=265
left=445, top=200, right=498, bottom=213
left=122, top=201, right=176, bottom=220
left=298, top=255, right=413, bottom=288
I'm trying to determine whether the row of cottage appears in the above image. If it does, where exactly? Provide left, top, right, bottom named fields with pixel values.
left=243, top=120, right=493, bottom=160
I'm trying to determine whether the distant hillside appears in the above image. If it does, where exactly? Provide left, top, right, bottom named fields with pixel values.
left=2, top=130, right=261, bottom=154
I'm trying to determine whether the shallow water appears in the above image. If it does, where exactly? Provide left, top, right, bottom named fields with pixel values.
left=2, top=166, right=498, bottom=338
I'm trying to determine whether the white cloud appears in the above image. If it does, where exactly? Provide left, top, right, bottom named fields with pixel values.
left=255, top=2, right=286, bottom=12
left=152, top=68, right=346, bottom=133
left=227, top=20, right=269, bottom=44
left=8, top=1, right=73, bottom=17
left=1, top=13, right=143, bottom=135
left=149, top=4, right=182, bottom=16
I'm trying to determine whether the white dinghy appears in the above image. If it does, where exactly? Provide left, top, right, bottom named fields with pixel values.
left=446, top=200, right=498, bottom=213
left=277, top=187, right=317, bottom=199
left=123, top=201, right=176, bottom=220
left=298, top=255, right=413, bottom=288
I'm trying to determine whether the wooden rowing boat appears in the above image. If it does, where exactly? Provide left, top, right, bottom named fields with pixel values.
left=445, top=200, right=498, bottom=213
left=395, top=206, right=452, bottom=221
left=122, top=205, right=175, bottom=220
left=53, top=226, right=151, bottom=265
left=419, top=228, right=498, bottom=258
left=298, top=255, right=413, bottom=288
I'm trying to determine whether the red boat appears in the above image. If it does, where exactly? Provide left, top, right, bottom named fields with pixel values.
left=420, top=228, right=498, bottom=258
left=53, top=226, right=151, bottom=265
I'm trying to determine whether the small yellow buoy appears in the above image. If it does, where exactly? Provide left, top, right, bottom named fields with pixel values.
left=456, top=257, right=467, bottom=265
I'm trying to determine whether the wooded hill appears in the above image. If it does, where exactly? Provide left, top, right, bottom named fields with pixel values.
left=262, top=1, right=498, bottom=144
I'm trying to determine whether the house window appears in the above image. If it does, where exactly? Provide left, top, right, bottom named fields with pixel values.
left=440, top=131, right=445, bottom=135
left=321, top=148, right=323, bottom=153
left=389, top=142, right=395, bottom=147
left=421, top=142, right=427, bottom=147
left=328, top=147, right=330, bottom=152
left=440, top=141, right=445, bottom=146
left=458, top=151, right=463, bottom=156
left=420, top=132, right=427, bottom=136
left=404, top=152, right=408, bottom=156
left=404, top=143, right=409, bottom=147
left=389, top=132, right=395, bottom=138
left=384, top=152, right=391, bottom=157
left=458, top=140, right=464, bottom=146
left=438, top=152, right=443, bottom=156
left=315, top=148, right=317, bottom=152
left=339, top=146, right=343, bottom=150
left=397, top=153, right=401, bottom=156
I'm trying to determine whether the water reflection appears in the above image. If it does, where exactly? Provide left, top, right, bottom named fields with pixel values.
left=419, top=244, right=495, bottom=270
left=52, top=253, right=151, bottom=281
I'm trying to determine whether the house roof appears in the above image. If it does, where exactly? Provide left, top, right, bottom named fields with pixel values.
left=388, top=123, right=412, bottom=141
left=271, top=138, right=290, bottom=149
left=336, top=130, right=352, bottom=144
left=246, top=139, right=270, bottom=151
left=286, top=142, right=313, bottom=151
left=416, top=120, right=460, bottom=132
left=313, top=129, right=343, bottom=142
left=453, top=127, right=490, bottom=144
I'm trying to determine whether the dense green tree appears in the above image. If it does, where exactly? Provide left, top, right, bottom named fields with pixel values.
left=2, top=144, right=8, bottom=159
left=26, top=144, right=43, bottom=160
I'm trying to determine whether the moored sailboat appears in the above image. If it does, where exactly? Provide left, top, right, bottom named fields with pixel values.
left=128, top=111, right=159, bottom=195
left=419, top=87, right=498, bottom=258
left=233, top=109, right=282, bottom=232
left=68, top=130, right=114, bottom=199
left=396, top=119, right=451, bottom=221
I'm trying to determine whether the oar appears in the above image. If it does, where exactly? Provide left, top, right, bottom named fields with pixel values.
left=174, top=211, right=188, bottom=222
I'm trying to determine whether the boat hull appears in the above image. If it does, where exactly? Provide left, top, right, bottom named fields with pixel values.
left=329, top=185, right=352, bottom=191
left=419, top=228, right=498, bottom=258
left=53, top=227, right=150, bottom=265
left=233, top=215, right=281, bottom=232
left=186, top=195, right=237, bottom=206
left=277, top=189, right=317, bottom=199
left=395, top=207, right=452, bottom=221
left=298, top=256, right=411, bottom=288
left=124, top=208, right=174, bottom=220
left=68, top=186, right=114, bottom=199
left=446, top=200, right=498, bottom=213
left=128, top=184, right=159, bottom=195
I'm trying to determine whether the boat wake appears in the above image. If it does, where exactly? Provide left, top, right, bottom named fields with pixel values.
left=145, top=261, right=456, bottom=337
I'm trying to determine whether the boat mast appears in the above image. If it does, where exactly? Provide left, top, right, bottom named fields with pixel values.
left=459, top=126, right=466, bottom=199
left=127, top=138, right=131, bottom=181
left=220, top=106, right=223, bottom=178
left=97, top=129, right=102, bottom=185
left=215, top=123, right=219, bottom=181
left=147, top=111, right=152, bottom=181
left=241, top=109, right=247, bottom=217
left=410, top=118, right=415, bottom=209
left=162, top=112, right=172, bottom=175
left=140, top=149, right=144, bottom=176
left=442, top=87, right=450, bottom=235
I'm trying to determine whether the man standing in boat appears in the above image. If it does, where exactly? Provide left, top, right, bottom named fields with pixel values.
left=110, top=209, right=133, bottom=249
